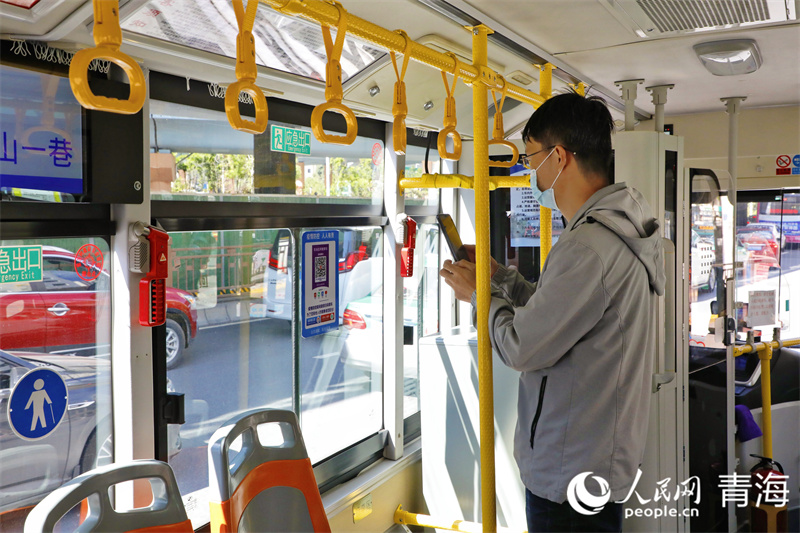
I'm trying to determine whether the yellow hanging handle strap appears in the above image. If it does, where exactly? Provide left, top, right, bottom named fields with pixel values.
left=225, top=0, right=269, bottom=134
left=438, top=52, right=462, bottom=161
left=488, top=77, right=519, bottom=168
left=69, top=0, right=146, bottom=114
left=22, top=77, right=72, bottom=147
left=311, top=1, right=358, bottom=145
left=390, top=30, right=412, bottom=155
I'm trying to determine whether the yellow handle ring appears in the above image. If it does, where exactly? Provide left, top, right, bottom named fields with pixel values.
left=225, top=80, right=268, bottom=135
left=438, top=125, right=462, bottom=161
left=311, top=101, right=358, bottom=145
left=488, top=140, right=520, bottom=168
left=69, top=47, right=145, bottom=115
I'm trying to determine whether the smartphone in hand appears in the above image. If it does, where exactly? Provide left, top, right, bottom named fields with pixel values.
left=437, top=214, right=470, bottom=262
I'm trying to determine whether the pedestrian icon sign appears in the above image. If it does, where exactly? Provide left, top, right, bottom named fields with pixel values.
left=7, top=367, right=68, bottom=441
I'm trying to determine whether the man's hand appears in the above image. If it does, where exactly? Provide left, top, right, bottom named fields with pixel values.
left=462, top=245, right=500, bottom=277
left=440, top=259, right=477, bottom=302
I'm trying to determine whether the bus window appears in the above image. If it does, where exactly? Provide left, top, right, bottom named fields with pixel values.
left=300, top=227, right=383, bottom=462
left=164, top=228, right=293, bottom=527
left=735, top=190, right=799, bottom=340
left=0, top=238, right=112, bottom=521
left=149, top=101, right=384, bottom=205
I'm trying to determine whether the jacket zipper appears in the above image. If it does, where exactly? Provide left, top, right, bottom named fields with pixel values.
left=529, top=375, right=548, bottom=449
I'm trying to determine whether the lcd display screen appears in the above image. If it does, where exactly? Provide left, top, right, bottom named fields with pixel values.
left=0, top=64, right=84, bottom=197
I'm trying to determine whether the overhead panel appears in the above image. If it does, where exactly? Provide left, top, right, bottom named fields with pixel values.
left=600, top=0, right=798, bottom=37
left=120, top=0, right=386, bottom=83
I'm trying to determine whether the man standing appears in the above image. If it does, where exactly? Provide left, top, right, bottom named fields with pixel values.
left=440, top=93, right=665, bottom=532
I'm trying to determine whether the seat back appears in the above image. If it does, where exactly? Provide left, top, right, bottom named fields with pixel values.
left=208, top=409, right=330, bottom=533
left=24, top=460, right=192, bottom=533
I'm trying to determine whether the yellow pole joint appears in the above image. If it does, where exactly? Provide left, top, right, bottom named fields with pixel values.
left=538, top=64, right=554, bottom=271
left=758, top=343, right=773, bottom=459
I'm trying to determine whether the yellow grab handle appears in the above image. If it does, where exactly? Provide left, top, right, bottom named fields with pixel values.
left=225, top=80, right=268, bottom=135
left=487, top=76, right=518, bottom=167
left=311, top=101, right=359, bottom=145
left=226, top=0, right=269, bottom=134
left=487, top=139, right=519, bottom=168
left=438, top=124, right=462, bottom=161
left=312, top=1, right=358, bottom=145
left=390, top=30, right=412, bottom=155
left=438, top=54, right=461, bottom=161
left=69, top=0, right=145, bottom=115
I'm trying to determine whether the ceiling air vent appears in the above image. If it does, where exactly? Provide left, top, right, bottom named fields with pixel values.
left=599, top=0, right=798, bottom=37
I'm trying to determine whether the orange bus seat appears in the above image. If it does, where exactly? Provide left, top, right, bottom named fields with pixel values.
left=24, top=460, right=192, bottom=533
left=208, top=409, right=331, bottom=533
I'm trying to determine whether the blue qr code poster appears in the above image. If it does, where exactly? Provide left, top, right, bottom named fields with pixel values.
left=301, top=230, right=339, bottom=338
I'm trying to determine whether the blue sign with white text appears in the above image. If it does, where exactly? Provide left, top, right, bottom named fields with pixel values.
left=0, top=65, right=84, bottom=195
left=793, top=154, right=800, bottom=167
left=301, top=230, right=339, bottom=338
left=8, top=367, right=68, bottom=440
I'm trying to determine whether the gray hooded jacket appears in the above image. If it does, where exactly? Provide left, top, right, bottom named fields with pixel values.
left=471, top=182, right=666, bottom=503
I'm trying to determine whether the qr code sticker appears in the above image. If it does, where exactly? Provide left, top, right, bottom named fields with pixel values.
left=314, top=255, right=327, bottom=283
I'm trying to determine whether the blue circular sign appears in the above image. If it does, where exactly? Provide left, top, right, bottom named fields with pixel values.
left=7, top=367, right=68, bottom=441
left=793, top=154, right=800, bottom=168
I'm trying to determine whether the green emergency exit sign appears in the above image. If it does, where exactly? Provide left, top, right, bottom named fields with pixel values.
left=271, top=125, right=311, bottom=155
left=0, top=245, right=43, bottom=284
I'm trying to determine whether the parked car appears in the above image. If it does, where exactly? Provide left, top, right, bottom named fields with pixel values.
left=0, top=349, right=111, bottom=513
left=0, top=247, right=197, bottom=369
left=737, top=231, right=780, bottom=261
left=738, top=223, right=785, bottom=250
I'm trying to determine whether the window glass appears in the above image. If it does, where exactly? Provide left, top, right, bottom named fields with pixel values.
left=735, top=191, right=799, bottom=340
left=402, top=223, right=439, bottom=417
left=122, top=0, right=385, bottom=83
left=404, top=143, right=440, bottom=207
left=688, top=175, right=734, bottom=343
left=150, top=101, right=383, bottom=205
left=300, top=227, right=383, bottom=462
left=0, top=238, right=112, bottom=524
left=164, top=229, right=293, bottom=528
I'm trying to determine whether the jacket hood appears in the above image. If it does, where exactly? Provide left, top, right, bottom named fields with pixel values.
left=567, top=183, right=666, bottom=296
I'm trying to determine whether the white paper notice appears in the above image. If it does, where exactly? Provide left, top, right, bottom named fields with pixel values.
left=748, top=290, right=777, bottom=327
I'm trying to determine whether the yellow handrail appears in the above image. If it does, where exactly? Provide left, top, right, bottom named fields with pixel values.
left=394, top=505, right=524, bottom=533
left=399, top=173, right=530, bottom=191
left=732, top=337, right=799, bottom=461
left=69, top=0, right=146, bottom=115
left=261, top=0, right=545, bottom=108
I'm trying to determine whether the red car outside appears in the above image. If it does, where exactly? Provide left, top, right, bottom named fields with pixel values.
left=0, top=247, right=197, bottom=368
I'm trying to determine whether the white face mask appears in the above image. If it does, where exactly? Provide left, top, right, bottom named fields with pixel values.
left=530, top=148, right=563, bottom=211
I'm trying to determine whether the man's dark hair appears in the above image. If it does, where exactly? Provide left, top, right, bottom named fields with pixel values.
left=522, top=92, right=614, bottom=183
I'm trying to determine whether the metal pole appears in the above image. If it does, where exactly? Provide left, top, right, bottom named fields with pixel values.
left=614, top=79, right=643, bottom=131
left=471, top=24, right=496, bottom=533
left=646, top=84, right=674, bottom=133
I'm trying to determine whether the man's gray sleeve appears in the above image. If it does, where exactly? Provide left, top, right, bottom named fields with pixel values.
left=471, top=241, right=607, bottom=372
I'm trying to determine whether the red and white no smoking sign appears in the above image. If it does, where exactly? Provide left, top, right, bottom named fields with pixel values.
left=776, top=155, right=791, bottom=168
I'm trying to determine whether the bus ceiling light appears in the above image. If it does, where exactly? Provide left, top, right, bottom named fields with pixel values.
left=694, top=39, right=762, bottom=76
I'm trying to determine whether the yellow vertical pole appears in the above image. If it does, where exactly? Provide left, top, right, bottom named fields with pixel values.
left=538, top=64, right=553, bottom=271
left=471, top=24, right=496, bottom=533
left=759, top=344, right=773, bottom=458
